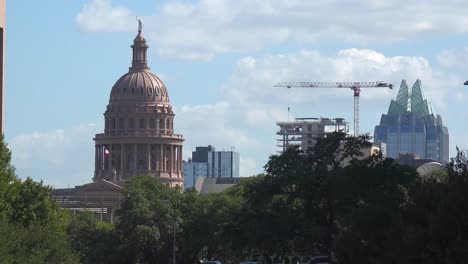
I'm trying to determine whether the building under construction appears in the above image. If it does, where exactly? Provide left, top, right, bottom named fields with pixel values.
left=276, top=117, right=349, bottom=153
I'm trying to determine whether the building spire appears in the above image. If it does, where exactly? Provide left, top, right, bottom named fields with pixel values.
left=130, top=17, right=149, bottom=72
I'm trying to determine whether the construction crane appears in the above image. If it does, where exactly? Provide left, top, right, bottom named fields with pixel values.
left=275, top=81, right=393, bottom=136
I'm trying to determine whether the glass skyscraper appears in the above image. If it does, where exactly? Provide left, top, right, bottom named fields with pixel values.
left=183, top=146, right=240, bottom=189
left=374, top=79, right=449, bottom=163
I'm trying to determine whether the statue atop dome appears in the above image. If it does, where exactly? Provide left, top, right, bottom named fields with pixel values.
left=136, top=16, right=143, bottom=32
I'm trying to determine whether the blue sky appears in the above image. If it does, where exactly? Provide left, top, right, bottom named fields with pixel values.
left=6, top=0, right=468, bottom=187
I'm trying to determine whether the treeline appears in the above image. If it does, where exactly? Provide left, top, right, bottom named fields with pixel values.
left=1, top=133, right=468, bottom=263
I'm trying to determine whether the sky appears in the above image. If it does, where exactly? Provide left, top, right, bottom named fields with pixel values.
left=6, top=0, right=468, bottom=187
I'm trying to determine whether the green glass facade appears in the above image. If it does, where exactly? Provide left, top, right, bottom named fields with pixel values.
left=374, top=79, right=449, bottom=163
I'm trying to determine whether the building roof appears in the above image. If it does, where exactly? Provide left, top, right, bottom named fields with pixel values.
left=195, top=177, right=241, bottom=194
left=387, top=79, right=433, bottom=117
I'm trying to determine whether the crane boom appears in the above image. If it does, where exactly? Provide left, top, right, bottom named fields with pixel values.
left=275, top=81, right=393, bottom=89
left=276, top=81, right=393, bottom=136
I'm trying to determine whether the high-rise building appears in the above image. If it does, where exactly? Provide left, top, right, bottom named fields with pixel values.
left=374, top=79, right=449, bottom=163
left=0, top=0, right=5, bottom=133
left=93, top=25, right=184, bottom=187
left=276, top=117, right=349, bottom=153
left=184, top=146, right=240, bottom=189
left=183, top=161, right=208, bottom=190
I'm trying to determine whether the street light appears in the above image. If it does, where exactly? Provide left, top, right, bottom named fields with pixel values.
left=164, top=199, right=176, bottom=264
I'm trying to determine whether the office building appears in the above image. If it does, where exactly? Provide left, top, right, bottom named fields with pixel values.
left=374, top=79, right=449, bottom=163
left=184, top=146, right=240, bottom=189
left=276, top=117, right=349, bottom=153
left=183, top=161, right=207, bottom=190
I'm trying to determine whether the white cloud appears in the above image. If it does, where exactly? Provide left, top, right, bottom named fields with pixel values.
left=76, top=0, right=134, bottom=32
left=240, top=156, right=258, bottom=177
left=76, top=0, right=468, bottom=60
left=9, top=124, right=100, bottom=187
left=437, top=48, right=468, bottom=69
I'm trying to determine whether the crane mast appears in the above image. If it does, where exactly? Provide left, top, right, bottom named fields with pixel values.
left=275, top=81, right=393, bottom=136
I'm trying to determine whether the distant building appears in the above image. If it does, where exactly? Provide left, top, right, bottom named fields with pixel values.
left=276, top=117, right=349, bottom=153
left=395, top=153, right=444, bottom=177
left=183, top=161, right=207, bottom=190
left=93, top=25, right=184, bottom=187
left=374, top=79, right=449, bottom=163
left=183, top=146, right=240, bottom=189
left=194, top=177, right=242, bottom=195
left=52, top=179, right=124, bottom=223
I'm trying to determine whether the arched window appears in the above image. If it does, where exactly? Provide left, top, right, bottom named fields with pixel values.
left=166, top=119, right=171, bottom=130
left=150, top=118, right=156, bottom=129
left=128, top=118, right=134, bottom=129
left=139, top=118, right=145, bottom=129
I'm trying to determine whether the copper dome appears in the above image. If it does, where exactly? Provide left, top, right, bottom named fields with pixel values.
left=108, top=30, right=169, bottom=105
left=109, top=70, right=169, bottom=104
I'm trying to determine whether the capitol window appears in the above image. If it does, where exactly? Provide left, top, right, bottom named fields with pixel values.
left=139, top=118, right=145, bottom=129
left=150, top=118, right=156, bottom=129
left=129, top=118, right=134, bottom=129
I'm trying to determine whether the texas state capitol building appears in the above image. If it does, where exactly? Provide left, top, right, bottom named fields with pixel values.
left=93, top=25, right=184, bottom=188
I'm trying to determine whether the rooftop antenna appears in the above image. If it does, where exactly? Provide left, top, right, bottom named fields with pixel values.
left=288, top=107, right=290, bottom=121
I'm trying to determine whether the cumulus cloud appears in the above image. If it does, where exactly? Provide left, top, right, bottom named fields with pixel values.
left=240, top=156, right=258, bottom=177
left=76, top=0, right=134, bottom=32
left=222, top=49, right=451, bottom=107
left=9, top=124, right=100, bottom=187
left=76, top=0, right=468, bottom=60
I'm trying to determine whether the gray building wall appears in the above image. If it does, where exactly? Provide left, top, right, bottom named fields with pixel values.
left=183, top=161, right=208, bottom=190
left=207, top=150, right=239, bottom=178
left=184, top=146, right=240, bottom=189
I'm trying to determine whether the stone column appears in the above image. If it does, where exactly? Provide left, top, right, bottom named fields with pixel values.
left=108, top=144, right=113, bottom=171
left=98, top=145, right=102, bottom=170
left=133, top=144, right=137, bottom=174
left=178, top=145, right=182, bottom=172
left=160, top=144, right=164, bottom=171
left=172, top=145, right=176, bottom=171
left=95, top=145, right=98, bottom=171
left=120, top=144, right=124, bottom=171
left=147, top=144, right=151, bottom=171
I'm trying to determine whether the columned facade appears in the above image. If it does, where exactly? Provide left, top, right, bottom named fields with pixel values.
left=94, top=27, right=184, bottom=187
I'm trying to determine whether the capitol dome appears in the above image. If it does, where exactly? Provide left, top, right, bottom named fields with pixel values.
left=93, top=25, right=184, bottom=188
left=108, top=31, right=170, bottom=105
left=110, top=71, right=169, bottom=104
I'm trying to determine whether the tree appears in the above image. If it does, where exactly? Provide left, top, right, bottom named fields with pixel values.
left=117, top=176, right=181, bottom=263
left=67, top=212, right=119, bottom=264
left=0, top=134, right=18, bottom=219
left=0, top=135, right=79, bottom=263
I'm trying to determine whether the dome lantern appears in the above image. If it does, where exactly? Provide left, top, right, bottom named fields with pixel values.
left=130, top=19, right=149, bottom=72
